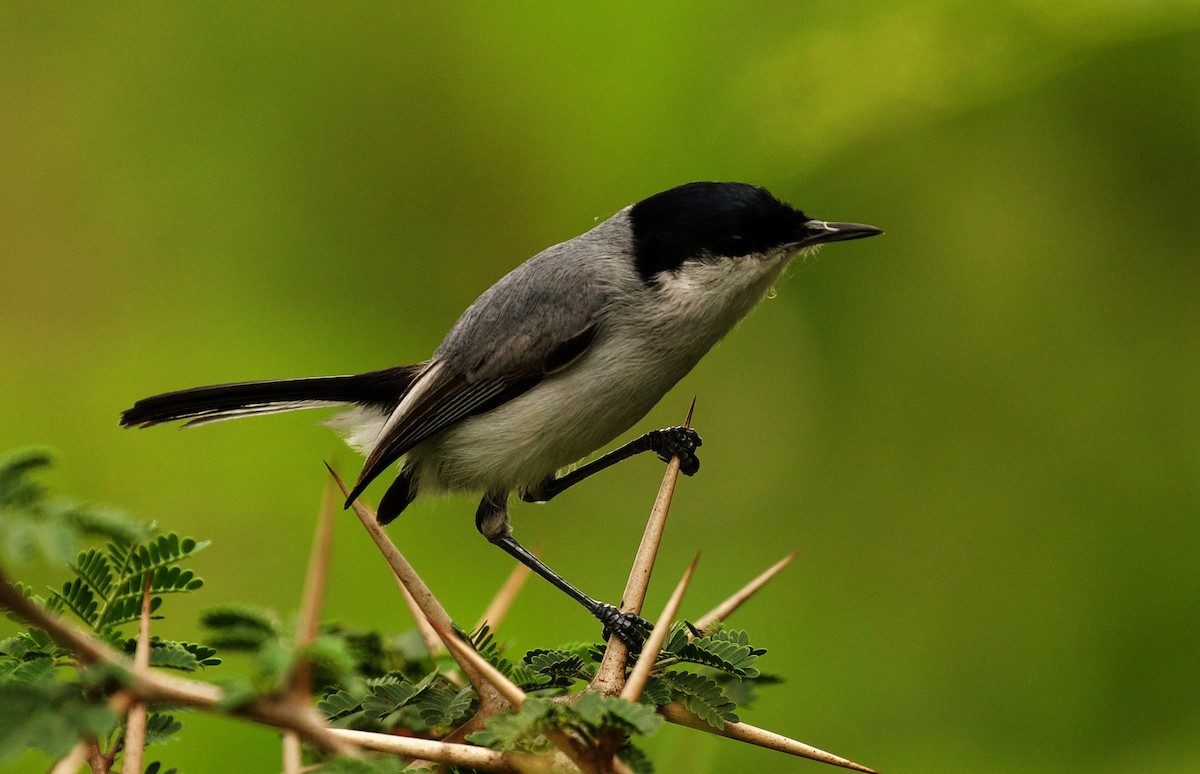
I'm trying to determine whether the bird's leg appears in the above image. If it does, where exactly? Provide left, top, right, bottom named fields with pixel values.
left=521, top=426, right=702, bottom=503
left=475, top=493, right=652, bottom=652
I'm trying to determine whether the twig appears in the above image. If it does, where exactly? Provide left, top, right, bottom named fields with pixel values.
left=325, top=464, right=512, bottom=719
left=328, top=728, right=576, bottom=773
left=693, top=551, right=797, bottom=635
left=659, top=702, right=878, bottom=774
left=282, top=723, right=304, bottom=770
left=291, top=479, right=339, bottom=691
left=592, top=400, right=695, bottom=695
left=397, top=574, right=444, bottom=657
left=122, top=573, right=154, bottom=774
left=285, top=481, right=342, bottom=773
left=620, top=555, right=698, bottom=703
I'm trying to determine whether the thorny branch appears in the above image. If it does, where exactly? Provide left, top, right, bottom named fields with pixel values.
left=2, top=402, right=877, bottom=773
left=0, top=564, right=354, bottom=756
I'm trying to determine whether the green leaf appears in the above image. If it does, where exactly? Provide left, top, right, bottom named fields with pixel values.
left=50, top=577, right=100, bottom=628
left=201, top=605, right=279, bottom=649
left=658, top=625, right=765, bottom=678
left=64, top=505, right=147, bottom=547
left=354, top=668, right=438, bottom=727
left=661, top=672, right=739, bottom=728
left=571, top=692, right=663, bottom=735
left=116, top=637, right=221, bottom=671
left=466, top=696, right=557, bottom=753
left=201, top=605, right=278, bottom=632
left=143, top=712, right=183, bottom=745
left=0, top=679, right=118, bottom=762
left=318, top=689, right=365, bottom=721
left=618, top=739, right=655, bottom=774
left=524, top=648, right=592, bottom=682
left=144, top=762, right=179, bottom=774
left=301, top=634, right=360, bottom=689
left=417, top=684, right=475, bottom=729
left=465, top=623, right=522, bottom=679
left=2, top=656, right=56, bottom=687
left=0, top=627, right=60, bottom=662
left=362, top=679, right=419, bottom=718
left=0, top=447, right=54, bottom=487
left=0, top=448, right=145, bottom=565
left=127, top=533, right=209, bottom=575
left=571, top=689, right=608, bottom=725
left=602, top=696, right=664, bottom=735
left=661, top=622, right=691, bottom=655
left=640, top=676, right=672, bottom=707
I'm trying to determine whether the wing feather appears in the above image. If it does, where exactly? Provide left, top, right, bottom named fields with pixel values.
left=345, top=366, right=541, bottom=504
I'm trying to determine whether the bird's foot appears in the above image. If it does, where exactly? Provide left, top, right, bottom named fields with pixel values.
left=646, top=426, right=702, bottom=476
left=594, top=602, right=653, bottom=653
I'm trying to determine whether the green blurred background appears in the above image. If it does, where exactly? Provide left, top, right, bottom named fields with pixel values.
left=3, top=2, right=1199, bottom=772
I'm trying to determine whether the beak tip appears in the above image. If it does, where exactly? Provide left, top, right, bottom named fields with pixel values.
left=840, top=222, right=884, bottom=238
left=803, top=220, right=884, bottom=245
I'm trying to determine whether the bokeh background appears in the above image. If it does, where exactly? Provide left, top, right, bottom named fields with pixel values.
left=3, top=3, right=1199, bottom=772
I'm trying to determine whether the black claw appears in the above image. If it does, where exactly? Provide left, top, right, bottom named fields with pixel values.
left=648, top=427, right=702, bottom=477
left=594, top=602, right=653, bottom=653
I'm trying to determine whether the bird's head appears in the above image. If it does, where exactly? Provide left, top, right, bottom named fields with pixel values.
left=628, top=181, right=881, bottom=284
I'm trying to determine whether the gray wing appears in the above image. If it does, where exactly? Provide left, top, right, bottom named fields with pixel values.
left=434, top=243, right=610, bottom=380
left=345, top=243, right=612, bottom=502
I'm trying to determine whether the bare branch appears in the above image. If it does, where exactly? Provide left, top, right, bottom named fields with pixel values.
left=49, top=741, right=88, bottom=774
left=325, top=464, right=457, bottom=633
left=329, top=728, right=576, bottom=773
left=0, top=567, right=354, bottom=755
left=592, top=402, right=694, bottom=695
left=122, top=573, right=154, bottom=774
left=135, top=575, right=154, bottom=665
left=659, top=702, right=877, bottom=773
left=621, top=399, right=696, bottom=613
left=285, top=482, right=341, bottom=772
left=291, top=479, right=339, bottom=692
left=397, top=573, right=444, bottom=657
left=325, top=463, right=511, bottom=715
left=693, top=551, right=797, bottom=635
left=282, top=734, right=303, bottom=774
left=621, top=555, right=698, bottom=703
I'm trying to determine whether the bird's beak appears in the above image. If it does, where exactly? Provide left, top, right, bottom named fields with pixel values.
left=798, top=220, right=884, bottom=246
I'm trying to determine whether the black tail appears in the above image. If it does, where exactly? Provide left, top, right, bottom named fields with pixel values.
left=120, top=364, right=422, bottom=429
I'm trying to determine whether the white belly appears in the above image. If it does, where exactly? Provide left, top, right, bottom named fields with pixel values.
left=406, top=333, right=689, bottom=494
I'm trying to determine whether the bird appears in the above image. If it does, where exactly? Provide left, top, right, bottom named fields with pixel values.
left=121, top=181, right=882, bottom=650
